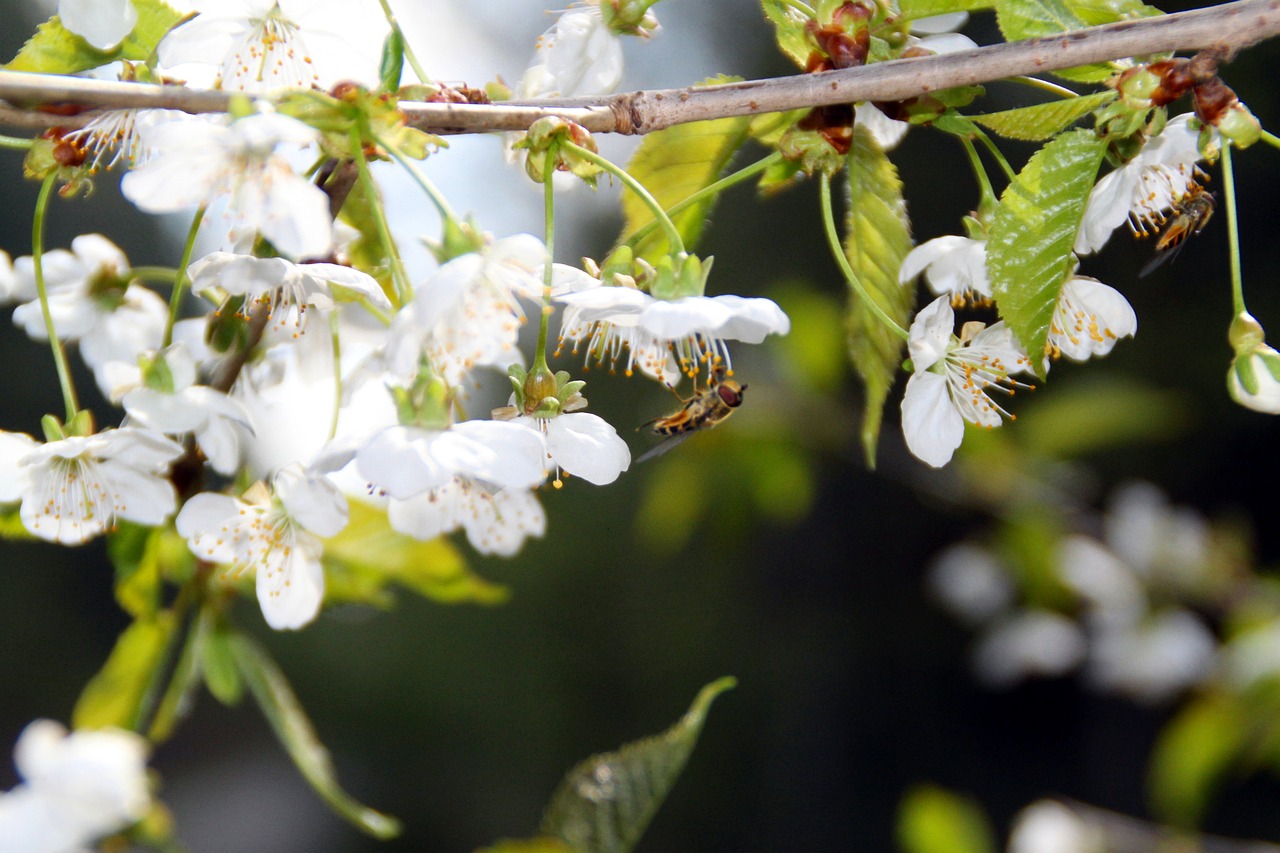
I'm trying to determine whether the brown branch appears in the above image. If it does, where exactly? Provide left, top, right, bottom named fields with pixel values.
left=0, top=0, right=1276, bottom=136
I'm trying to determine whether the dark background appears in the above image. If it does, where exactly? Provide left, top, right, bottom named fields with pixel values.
left=2, top=2, right=1280, bottom=851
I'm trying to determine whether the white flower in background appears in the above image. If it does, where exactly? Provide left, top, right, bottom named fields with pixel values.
left=1085, top=608, right=1217, bottom=703
left=158, top=0, right=368, bottom=92
left=389, top=235, right=546, bottom=386
left=64, top=109, right=189, bottom=172
left=388, top=479, right=546, bottom=557
left=1055, top=534, right=1145, bottom=625
left=511, top=410, right=631, bottom=486
left=972, top=610, right=1087, bottom=687
left=1075, top=113, right=1214, bottom=255
left=900, top=295, right=1034, bottom=468
left=0, top=720, right=150, bottom=852
left=59, top=0, right=137, bottom=51
left=516, top=6, right=625, bottom=100
left=186, top=252, right=390, bottom=337
left=556, top=285, right=790, bottom=384
left=119, top=344, right=253, bottom=476
left=10, top=235, right=167, bottom=397
left=1046, top=275, right=1136, bottom=363
left=1103, top=480, right=1210, bottom=590
left=857, top=26, right=977, bottom=150
left=1007, top=801, right=1102, bottom=853
left=927, top=543, right=1015, bottom=626
left=0, top=250, right=16, bottom=302
left=0, top=427, right=182, bottom=545
left=177, top=464, right=347, bottom=630
left=122, top=113, right=332, bottom=260
left=898, top=235, right=991, bottom=305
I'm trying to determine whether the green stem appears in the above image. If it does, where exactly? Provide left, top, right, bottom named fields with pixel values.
left=376, top=133, right=460, bottom=226
left=376, top=0, right=431, bottom=84
left=328, top=311, right=343, bottom=441
left=624, top=151, right=783, bottom=250
left=1009, top=76, right=1080, bottom=99
left=0, top=134, right=33, bottom=150
left=31, top=173, right=80, bottom=422
left=1222, top=144, right=1246, bottom=316
left=562, top=140, right=686, bottom=255
left=132, top=577, right=201, bottom=739
left=350, top=126, right=411, bottom=305
left=532, top=154, right=557, bottom=374
left=974, top=128, right=1016, bottom=182
left=819, top=175, right=909, bottom=341
left=960, top=136, right=997, bottom=211
left=1260, top=129, right=1280, bottom=151
left=163, top=206, right=205, bottom=349
left=130, top=266, right=181, bottom=284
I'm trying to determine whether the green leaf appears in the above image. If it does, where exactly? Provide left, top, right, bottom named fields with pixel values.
left=993, top=0, right=1114, bottom=82
left=760, top=1, right=811, bottom=69
left=323, top=501, right=508, bottom=607
left=900, top=0, right=996, bottom=15
left=1065, top=0, right=1164, bottom=26
left=541, top=677, right=736, bottom=853
left=73, top=615, right=174, bottom=731
left=5, top=0, right=186, bottom=73
left=973, top=91, right=1116, bottom=141
left=1149, top=692, right=1249, bottom=827
left=232, top=633, right=402, bottom=839
left=1014, top=378, right=1190, bottom=457
left=619, top=78, right=751, bottom=261
left=200, top=613, right=244, bottom=706
left=844, top=127, right=914, bottom=468
left=475, top=840, right=575, bottom=853
left=0, top=506, right=33, bottom=540
left=987, top=129, right=1105, bottom=371
left=108, top=523, right=164, bottom=619
left=897, top=785, right=996, bottom=853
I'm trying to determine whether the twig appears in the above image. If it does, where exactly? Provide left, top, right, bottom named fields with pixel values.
left=0, top=0, right=1276, bottom=136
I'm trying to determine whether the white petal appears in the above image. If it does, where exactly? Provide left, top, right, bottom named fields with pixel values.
left=176, top=493, right=241, bottom=563
left=59, top=0, right=138, bottom=50
left=256, top=545, right=325, bottom=630
left=547, top=413, right=631, bottom=485
left=0, top=432, right=37, bottom=502
left=357, top=427, right=451, bottom=499
left=297, top=263, right=390, bottom=310
left=435, top=420, right=547, bottom=489
left=907, top=295, right=954, bottom=372
left=463, top=488, right=546, bottom=557
left=639, top=297, right=733, bottom=338
left=274, top=463, right=348, bottom=537
left=246, top=172, right=333, bottom=260
left=909, top=12, right=969, bottom=34
left=710, top=295, right=791, bottom=342
left=97, top=459, right=177, bottom=526
left=901, top=371, right=964, bottom=468
left=855, top=103, right=909, bottom=151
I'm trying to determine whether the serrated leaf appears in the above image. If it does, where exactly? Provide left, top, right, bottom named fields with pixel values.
left=5, top=0, right=186, bottom=74
left=232, top=633, right=401, bottom=839
left=900, top=0, right=996, bottom=15
left=1066, top=0, right=1164, bottom=26
left=761, top=1, right=811, bottom=69
left=988, top=129, right=1105, bottom=371
left=541, top=677, right=736, bottom=853
left=619, top=78, right=751, bottom=261
left=844, top=127, right=914, bottom=468
left=323, top=501, right=507, bottom=607
left=994, top=0, right=1114, bottom=82
left=973, top=91, right=1116, bottom=141
left=897, top=785, right=996, bottom=853
left=73, top=615, right=174, bottom=731
left=1148, top=693, right=1249, bottom=827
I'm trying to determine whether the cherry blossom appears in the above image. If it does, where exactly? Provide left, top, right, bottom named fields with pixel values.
left=511, top=410, right=631, bottom=486
left=58, top=0, right=136, bottom=51
left=1046, top=274, right=1137, bottom=363
left=898, top=234, right=992, bottom=305
left=516, top=6, right=626, bottom=100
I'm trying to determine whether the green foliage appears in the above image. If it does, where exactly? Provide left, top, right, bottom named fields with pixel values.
left=973, top=91, right=1116, bottom=141
left=0, top=507, right=33, bottom=540
left=476, top=841, right=574, bottom=853
left=619, top=78, right=751, bottom=261
left=993, top=0, right=1114, bottom=82
left=323, top=501, right=508, bottom=607
left=541, top=677, right=736, bottom=853
left=1064, top=0, right=1164, bottom=26
left=231, top=632, right=402, bottom=839
left=5, top=0, right=186, bottom=73
left=1014, top=378, right=1190, bottom=457
left=760, top=1, right=811, bottom=69
left=73, top=614, right=174, bottom=731
left=109, top=523, right=193, bottom=619
left=897, top=785, right=996, bottom=853
left=200, top=613, right=244, bottom=706
left=843, top=127, right=914, bottom=467
left=900, top=0, right=996, bottom=15
left=379, top=30, right=405, bottom=92
left=988, top=129, right=1105, bottom=372
left=1149, top=692, right=1251, bottom=827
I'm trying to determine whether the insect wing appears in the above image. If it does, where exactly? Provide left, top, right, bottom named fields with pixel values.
left=1139, top=237, right=1190, bottom=277
left=636, top=430, right=698, bottom=464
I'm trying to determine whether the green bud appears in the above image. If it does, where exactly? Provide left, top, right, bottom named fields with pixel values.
left=1217, top=103, right=1261, bottom=148
left=1228, top=343, right=1280, bottom=414
left=1229, top=311, right=1266, bottom=353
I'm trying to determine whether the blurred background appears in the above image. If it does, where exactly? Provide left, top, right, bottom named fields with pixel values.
left=3, top=1, right=1280, bottom=851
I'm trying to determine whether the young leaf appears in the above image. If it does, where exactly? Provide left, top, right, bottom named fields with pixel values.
left=73, top=615, right=175, bottom=731
left=897, top=785, right=996, bottom=853
left=844, top=127, right=914, bottom=468
left=993, top=0, right=1114, bottom=82
left=760, top=1, right=811, bottom=69
left=973, top=91, right=1117, bottom=141
left=200, top=613, right=244, bottom=707
left=987, top=129, right=1105, bottom=371
left=475, top=840, right=575, bottom=853
left=232, top=633, right=402, bottom=839
left=1148, top=692, right=1249, bottom=827
left=619, top=77, right=751, bottom=261
left=900, top=0, right=996, bottom=15
left=5, top=0, right=186, bottom=74
left=322, top=501, right=508, bottom=607
left=541, top=677, right=736, bottom=853
left=1065, top=0, right=1164, bottom=26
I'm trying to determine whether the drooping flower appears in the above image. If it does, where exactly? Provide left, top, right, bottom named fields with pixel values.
left=118, top=344, right=254, bottom=476
left=898, top=234, right=992, bottom=306
left=63, top=109, right=190, bottom=173
left=516, top=6, right=626, bottom=101
left=176, top=463, right=347, bottom=630
left=186, top=251, right=390, bottom=337
left=10, top=235, right=167, bottom=397
left=0, top=427, right=182, bottom=545
left=1075, top=113, right=1216, bottom=255
left=900, top=295, right=1034, bottom=467
left=0, top=719, right=150, bottom=852
left=122, top=112, right=332, bottom=260
left=58, top=0, right=137, bottom=51
left=1228, top=343, right=1280, bottom=413
left=856, top=28, right=978, bottom=150
left=1045, top=274, right=1137, bottom=363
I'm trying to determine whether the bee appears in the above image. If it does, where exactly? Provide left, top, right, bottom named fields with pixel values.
left=1140, top=185, right=1216, bottom=277
left=636, top=371, right=748, bottom=463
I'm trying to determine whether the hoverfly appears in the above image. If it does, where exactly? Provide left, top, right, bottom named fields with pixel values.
left=636, top=369, right=747, bottom=463
left=1140, top=184, right=1216, bottom=277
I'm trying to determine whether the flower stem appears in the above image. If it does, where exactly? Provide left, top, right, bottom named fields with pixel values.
left=623, top=151, right=783, bottom=251
left=960, top=136, right=998, bottom=211
left=0, top=133, right=32, bottom=150
left=1221, top=143, right=1246, bottom=316
left=819, top=174, right=908, bottom=341
left=532, top=154, right=557, bottom=374
left=973, top=127, right=1017, bottom=182
left=376, top=133, right=461, bottom=227
left=163, top=206, right=205, bottom=349
left=31, top=173, right=80, bottom=422
left=561, top=140, right=686, bottom=254
left=130, top=266, right=180, bottom=283
left=351, top=126, right=411, bottom=305
left=376, top=0, right=431, bottom=85
left=328, top=311, right=343, bottom=441
left=1009, top=76, right=1080, bottom=99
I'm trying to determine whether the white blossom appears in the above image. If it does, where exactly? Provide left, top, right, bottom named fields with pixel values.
left=1228, top=343, right=1280, bottom=414
left=58, top=0, right=136, bottom=51
left=0, top=427, right=182, bottom=545
left=177, top=464, right=347, bottom=630
left=898, top=235, right=991, bottom=305
left=1007, top=801, right=1102, bottom=853
left=972, top=610, right=1087, bottom=687
left=926, top=543, right=1015, bottom=626
left=516, top=7, right=625, bottom=100
left=64, top=109, right=190, bottom=172
left=1046, top=275, right=1137, bottom=362
left=388, top=479, right=546, bottom=557
left=1085, top=608, right=1217, bottom=703
left=512, top=411, right=631, bottom=486
left=857, top=31, right=977, bottom=150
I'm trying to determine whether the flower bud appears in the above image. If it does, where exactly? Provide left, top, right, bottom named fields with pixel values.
left=1228, top=344, right=1280, bottom=414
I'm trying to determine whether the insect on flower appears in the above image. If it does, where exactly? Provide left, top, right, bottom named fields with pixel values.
left=636, top=368, right=747, bottom=463
left=1140, top=184, right=1216, bottom=277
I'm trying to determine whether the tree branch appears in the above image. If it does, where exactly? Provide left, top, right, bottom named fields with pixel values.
left=0, top=0, right=1276, bottom=136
